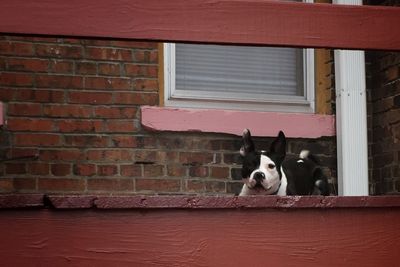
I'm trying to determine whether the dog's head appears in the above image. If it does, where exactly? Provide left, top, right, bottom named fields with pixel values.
left=240, top=129, right=286, bottom=195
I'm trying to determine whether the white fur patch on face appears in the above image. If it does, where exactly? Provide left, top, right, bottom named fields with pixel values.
left=242, top=155, right=281, bottom=195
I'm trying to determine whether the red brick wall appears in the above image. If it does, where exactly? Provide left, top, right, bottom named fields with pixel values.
left=365, top=0, right=400, bottom=194
left=366, top=51, right=400, bottom=194
left=0, top=35, right=337, bottom=195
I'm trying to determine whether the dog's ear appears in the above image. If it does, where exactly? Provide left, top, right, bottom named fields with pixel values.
left=270, top=131, right=286, bottom=158
left=240, top=129, right=255, bottom=156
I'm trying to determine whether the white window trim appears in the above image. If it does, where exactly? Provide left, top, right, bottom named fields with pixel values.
left=164, top=43, right=315, bottom=113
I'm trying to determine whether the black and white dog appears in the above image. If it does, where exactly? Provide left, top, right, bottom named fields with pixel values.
left=239, top=129, right=330, bottom=196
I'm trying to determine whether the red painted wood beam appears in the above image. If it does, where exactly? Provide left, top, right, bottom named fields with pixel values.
left=1, top=208, right=400, bottom=266
left=2, top=194, right=400, bottom=209
left=0, top=0, right=399, bottom=50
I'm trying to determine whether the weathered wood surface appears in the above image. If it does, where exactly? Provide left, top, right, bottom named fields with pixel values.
left=0, top=0, right=399, bottom=50
left=1, top=207, right=399, bottom=267
left=2, top=194, right=400, bottom=209
left=1, top=195, right=400, bottom=266
left=141, top=106, right=336, bottom=138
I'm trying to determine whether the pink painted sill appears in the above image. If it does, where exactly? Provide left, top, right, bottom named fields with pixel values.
left=141, top=106, right=335, bottom=138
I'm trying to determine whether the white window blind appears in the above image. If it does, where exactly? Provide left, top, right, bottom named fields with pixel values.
left=164, top=43, right=314, bottom=113
left=175, top=44, right=304, bottom=98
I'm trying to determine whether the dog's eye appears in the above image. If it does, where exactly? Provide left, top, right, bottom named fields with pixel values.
left=268, top=163, right=275, bottom=169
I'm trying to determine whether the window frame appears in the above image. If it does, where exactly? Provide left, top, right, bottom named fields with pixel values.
left=163, top=43, right=315, bottom=113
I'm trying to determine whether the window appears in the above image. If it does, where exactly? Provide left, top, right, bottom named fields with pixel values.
left=163, top=43, right=314, bottom=113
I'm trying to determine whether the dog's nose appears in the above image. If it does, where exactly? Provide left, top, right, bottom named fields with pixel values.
left=253, top=172, right=265, bottom=183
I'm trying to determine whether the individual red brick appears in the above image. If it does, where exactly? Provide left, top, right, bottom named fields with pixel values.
left=28, top=162, right=50, bottom=175
left=186, top=180, right=205, bottom=193
left=5, top=162, right=26, bottom=174
left=35, top=44, right=83, bottom=59
left=179, top=152, right=215, bottom=165
left=105, top=120, right=138, bottom=133
left=73, top=164, right=96, bottom=176
left=94, top=106, right=137, bottom=119
left=0, top=88, right=13, bottom=101
left=50, top=60, right=74, bottom=74
left=98, top=63, right=121, bottom=76
left=0, top=57, right=5, bottom=70
left=189, top=166, right=209, bottom=178
left=7, top=148, right=39, bottom=159
left=7, top=118, right=54, bottom=132
left=143, top=165, right=164, bottom=177
left=205, top=181, right=226, bottom=193
left=97, top=165, right=118, bottom=176
left=141, top=136, right=158, bottom=149
left=43, top=104, right=93, bottom=118
left=149, top=51, right=158, bottom=63
left=51, top=163, right=71, bottom=176
left=0, top=41, right=34, bottom=56
left=124, top=64, right=158, bottom=77
left=36, top=74, right=83, bottom=88
left=165, top=151, right=180, bottom=163
left=68, top=91, right=113, bottom=104
left=134, top=79, right=158, bottom=91
left=223, top=153, right=241, bottom=165
left=15, top=89, right=65, bottom=103
left=85, top=47, right=132, bottom=61
left=111, top=136, right=139, bottom=148
left=0, top=72, right=34, bottom=87
left=57, top=119, right=103, bottom=133
left=167, top=164, right=187, bottom=177
left=134, top=150, right=157, bottom=163
left=85, top=77, right=132, bottom=90
left=210, top=167, right=230, bottom=179
left=64, top=135, right=109, bottom=148
left=0, top=179, right=14, bottom=192
left=133, top=50, right=158, bottom=63
left=76, top=62, right=97, bottom=75
left=383, top=65, right=399, bottom=82
left=87, top=178, right=133, bottom=192
left=7, top=58, right=49, bottom=72
left=8, top=103, right=42, bottom=116
left=38, top=178, right=85, bottom=191
left=14, top=133, right=61, bottom=147
left=120, top=164, right=142, bottom=177
left=113, top=92, right=158, bottom=105
left=135, top=178, right=181, bottom=192
left=13, top=178, right=37, bottom=191
left=158, top=137, right=185, bottom=150
left=85, top=149, right=134, bottom=162
left=39, top=149, right=84, bottom=161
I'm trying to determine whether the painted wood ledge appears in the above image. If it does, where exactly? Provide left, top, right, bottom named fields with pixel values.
left=0, top=0, right=399, bottom=50
left=1, top=194, right=400, bottom=209
left=141, top=106, right=336, bottom=138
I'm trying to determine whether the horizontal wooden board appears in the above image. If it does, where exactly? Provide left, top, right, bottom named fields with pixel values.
left=2, top=194, right=400, bottom=209
left=0, top=0, right=399, bottom=50
left=0, top=208, right=399, bottom=266
left=141, top=106, right=336, bottom=138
